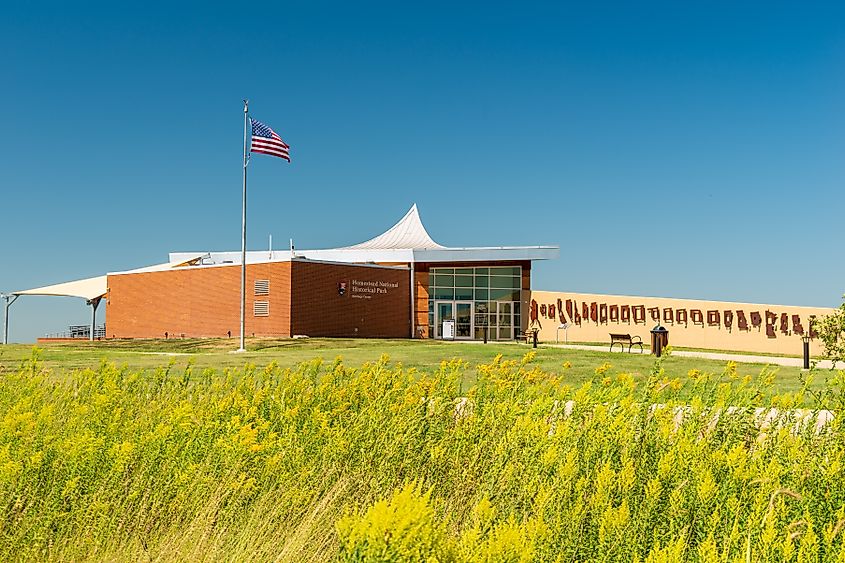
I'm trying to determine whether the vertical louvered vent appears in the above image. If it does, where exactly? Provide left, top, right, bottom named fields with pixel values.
left=253, top=301, right=270, bottom=317
left=254, top=279, right=270, bottom=295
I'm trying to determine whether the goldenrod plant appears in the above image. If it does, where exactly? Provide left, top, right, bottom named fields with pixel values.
left=0, top=349, right=843, bottom=561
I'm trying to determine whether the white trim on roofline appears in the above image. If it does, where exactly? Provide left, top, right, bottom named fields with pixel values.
left=413, top=247, right=559, bottom=262
left=167, top=246, right=558, bottom=268
left=110, top=255, right=411, bottom=276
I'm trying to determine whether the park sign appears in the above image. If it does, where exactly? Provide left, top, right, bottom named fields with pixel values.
left=350, top=279, right=399, bottom=299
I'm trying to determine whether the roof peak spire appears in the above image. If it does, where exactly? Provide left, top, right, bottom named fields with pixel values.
left=342, top=204, right=445, bottom=250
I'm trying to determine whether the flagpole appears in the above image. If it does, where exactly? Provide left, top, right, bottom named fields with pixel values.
left=238, top=99, right=249, bottom=352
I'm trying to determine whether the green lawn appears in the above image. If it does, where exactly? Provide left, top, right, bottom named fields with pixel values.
left=0, top=337, right=815, bottom=394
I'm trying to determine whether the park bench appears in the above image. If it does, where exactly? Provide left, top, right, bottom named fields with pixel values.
left=609, top=333, right=644, bottom=353
left=519, top=327, right=539, bottom=344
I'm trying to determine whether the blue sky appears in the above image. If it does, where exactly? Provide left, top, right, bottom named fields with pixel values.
left=2, top=1, right=844, bottom=342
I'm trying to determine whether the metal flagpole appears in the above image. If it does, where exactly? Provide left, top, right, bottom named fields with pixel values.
left=238, top=99, right=249, bottom=352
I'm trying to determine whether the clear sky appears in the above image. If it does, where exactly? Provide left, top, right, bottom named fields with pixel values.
left=2, top=1, right=844, bottom=343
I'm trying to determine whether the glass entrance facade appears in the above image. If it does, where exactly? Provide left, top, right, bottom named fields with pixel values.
left=428, top=266, right=522, bottom=340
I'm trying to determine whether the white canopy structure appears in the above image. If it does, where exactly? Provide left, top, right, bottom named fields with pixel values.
left=342, top=204, right=445, bottom=250
left=2, top=257, right=208, bottom=344
left=2, top=275, right=108, bottom=344
left=13, top=275, right=107, bottom=301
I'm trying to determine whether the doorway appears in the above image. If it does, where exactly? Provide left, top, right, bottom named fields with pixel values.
left=435, top=300, right=473, bottom=339
left=494, top=302, right=513, bottom=340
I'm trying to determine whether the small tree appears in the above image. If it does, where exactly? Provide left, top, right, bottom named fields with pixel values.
left=815, top=296, right=845, bottom=365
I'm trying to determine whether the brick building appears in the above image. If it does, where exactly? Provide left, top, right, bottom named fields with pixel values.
left=6, top=205, right=558, bottom=341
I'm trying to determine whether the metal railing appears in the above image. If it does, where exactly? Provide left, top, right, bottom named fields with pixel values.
left=44, top=325, right=106, bottom=339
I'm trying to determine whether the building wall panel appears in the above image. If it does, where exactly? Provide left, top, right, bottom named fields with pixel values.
left=106, top=263, right=291, bottom=338
left=291, top=262, right=410, bottom=338
left=413, top=266, right=430, bottom=338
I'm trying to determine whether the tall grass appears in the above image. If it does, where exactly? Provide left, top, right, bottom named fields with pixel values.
left=1, top=349, right=844, bottom=561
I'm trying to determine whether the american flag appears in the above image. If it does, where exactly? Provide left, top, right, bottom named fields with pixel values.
left=250, top=118, right=290, bottom=162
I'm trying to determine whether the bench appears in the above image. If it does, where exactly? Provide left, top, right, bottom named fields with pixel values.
left=519, top=327, right=539, bottom=344
left=609, top=333, right=643, bottom=353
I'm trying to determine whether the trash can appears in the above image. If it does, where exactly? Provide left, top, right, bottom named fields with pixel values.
left=650, top=325, right=669, bottom=357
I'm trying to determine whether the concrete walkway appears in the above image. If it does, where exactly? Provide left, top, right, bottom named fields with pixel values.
left=544, top=343, right=845, bottom=370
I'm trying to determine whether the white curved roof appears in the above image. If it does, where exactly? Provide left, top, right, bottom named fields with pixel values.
left=13, top=275, right=107, bottom=301
left=342, top=204, right=445, bottom=250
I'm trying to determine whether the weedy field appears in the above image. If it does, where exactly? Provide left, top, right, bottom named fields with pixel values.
left=1, top=343, right=844, bottom=561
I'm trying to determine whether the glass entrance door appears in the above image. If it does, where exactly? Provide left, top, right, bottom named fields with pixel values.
left=496, top=302, right=513, bottom=340
left=435, top=301, right=454, bottom=339
left=436, top=301, right=474, bottom=339
left=455, top=302, right=473, bottom=339
left=474, top=302, right=490, bottom=340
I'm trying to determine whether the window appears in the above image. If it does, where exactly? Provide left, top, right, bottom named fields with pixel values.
left=454, top=275, right=473, bottom=287
left=455, top=287, right=473, bottom=301
left=433, top=287, right=455, bottom=300
left=254, top=301, right=269, bottom=317
left=254, top=279, right=270, bottom=296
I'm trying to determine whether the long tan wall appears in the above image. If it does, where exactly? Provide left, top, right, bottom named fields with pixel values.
left=529, top=290, right=834, bottom=356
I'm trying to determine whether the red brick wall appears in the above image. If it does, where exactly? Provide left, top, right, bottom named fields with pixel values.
left=106, top=259, right=527, bottom=340
left=106, top=262, right=292, bottom=338
left=521, top=262, right=531, bottom=291
left=291, top=262, right=410, bottom=338
left=413, top=266, right=430, bottom=338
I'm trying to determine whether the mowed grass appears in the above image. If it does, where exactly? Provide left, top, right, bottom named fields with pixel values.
left=0, top=337, right=815, bottom=394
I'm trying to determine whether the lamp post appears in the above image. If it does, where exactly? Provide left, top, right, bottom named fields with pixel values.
left=802, top=315, right=815, bottom=371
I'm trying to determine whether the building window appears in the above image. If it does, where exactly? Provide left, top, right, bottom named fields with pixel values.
left=254, top=279, right=270, bottom=296
left=254, top=301, right=270, bottom=317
